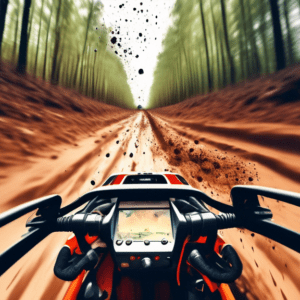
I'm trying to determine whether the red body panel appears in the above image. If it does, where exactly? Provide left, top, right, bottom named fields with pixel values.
left=111, top=174, right=126, bottom=185
left=164, top=174, right=184, bottom=185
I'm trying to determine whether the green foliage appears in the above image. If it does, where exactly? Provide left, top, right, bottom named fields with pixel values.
left=1, top=0, right=135, bottom=108
left=148, top=0, right=300, bottom=109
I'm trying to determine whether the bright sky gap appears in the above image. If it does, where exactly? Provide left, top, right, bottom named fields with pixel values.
left=101, top=0, right=176, bottom=107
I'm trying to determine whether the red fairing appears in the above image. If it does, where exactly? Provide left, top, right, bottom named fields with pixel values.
left=110, top=174, right=126, bottom=185
left=164, top=174, right=184, bottom=185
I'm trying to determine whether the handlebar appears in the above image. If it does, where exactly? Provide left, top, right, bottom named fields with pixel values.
left=53, top=211, right=243, bottom=285
left=54, top=212, right=239, bottom=237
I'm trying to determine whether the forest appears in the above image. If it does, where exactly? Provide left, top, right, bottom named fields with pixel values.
left=148, top=0, right=300, bottom=108
left=0, top=0, right=135, bottom=108
left=1, top=0, right=299, bottom=109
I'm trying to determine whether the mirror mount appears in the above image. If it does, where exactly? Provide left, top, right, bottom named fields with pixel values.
left=236, top=206, right=273, bottom=225
left=231, top=185, right=300, bottom=253
left=26, top=203, right=61, bottom=229
left=0, top=195, right=62, bottom=276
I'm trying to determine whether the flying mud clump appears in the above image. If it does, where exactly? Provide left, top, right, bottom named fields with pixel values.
left=164, top=136, right=255, bottom=192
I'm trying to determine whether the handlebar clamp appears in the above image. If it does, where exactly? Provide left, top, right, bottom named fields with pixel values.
left=185, top=212, right=217, bottom=242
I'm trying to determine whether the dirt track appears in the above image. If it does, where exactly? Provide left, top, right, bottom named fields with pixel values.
left=0, top=110, right=299, bottom=300
left=0, top=63, right=300, bottom=300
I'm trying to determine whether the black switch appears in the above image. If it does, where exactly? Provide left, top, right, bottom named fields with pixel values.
left=141, top=257, right=151, bottom=268
left=161, top=238, right=168, bottom=245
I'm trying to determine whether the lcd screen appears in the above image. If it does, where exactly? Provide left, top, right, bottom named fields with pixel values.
left=116, top=209, right=173, bottom=241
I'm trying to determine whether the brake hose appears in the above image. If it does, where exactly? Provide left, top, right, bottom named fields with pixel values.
left=188, top=244, right=243, bottom=283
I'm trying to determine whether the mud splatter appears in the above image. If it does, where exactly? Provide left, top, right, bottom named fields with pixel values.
left=269, top=271, right=277, bottom=287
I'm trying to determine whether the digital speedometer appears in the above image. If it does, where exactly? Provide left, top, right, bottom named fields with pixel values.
left=116, top=209, right=173, bottom=242
left=112, top=200, right=179, bottom=270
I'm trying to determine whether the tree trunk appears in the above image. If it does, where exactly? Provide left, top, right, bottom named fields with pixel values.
left=33, top=0, right=45, bottom=76
left=239, top=30, right=245, bottom=80
left=197, top=41, right=205, bottom=93
left=210, top=0, right=220, bottom=88
left=92, top=51, right=97, bottom=98
left=12, top=6, right=20, bottom=63
left=17, top=0, right=32, bottom=74
left=181, top=41, right=192, bottom=96
left=0, top=0, right=9, bottom=56
left=85, top=48, right=90, bottom=95
left=219, top=29, right=227, bottom=87
left=42, top=1, right=53, bottom=80
left=283, top=0, right=294, bottom=64
left=27, top=0, right=35, bottom=44
left=54, top=49, right=63, bottom=84
left=220, top=0, right=235, bottom=83
left=239, top=0, right=250, bottom=76
left=199, top=0, right=212, bottom=91
left=72, top=53, right=80, bottom=87
left=268, top=0, right=286, bottom=70
left=51, top=0, right=62, bottom=84
left=79, top=2, right=94, bottom=91
left=259, top=0, right=270, bottom=73
left=246, top=0, right=261, bottom=74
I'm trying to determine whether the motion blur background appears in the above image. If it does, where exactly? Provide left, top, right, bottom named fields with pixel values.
left=0, top=0, right=300, bottom=300
left=1, top=0, right=300, bottom=107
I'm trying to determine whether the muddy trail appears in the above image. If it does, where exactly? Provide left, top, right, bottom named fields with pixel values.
left=0, top=64, right=300, bottom=300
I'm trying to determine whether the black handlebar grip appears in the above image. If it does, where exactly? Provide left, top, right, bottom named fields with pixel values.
left=188, top=245, right=243, bottom=283
left=54, top=246, right=99, bottom=281
left=56, top=214, right=102, bottom=235
left=215, top=213, right=239, bottom=229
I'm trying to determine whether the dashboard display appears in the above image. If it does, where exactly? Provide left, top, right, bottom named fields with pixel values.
left=116, top=209, right=173, bottom=241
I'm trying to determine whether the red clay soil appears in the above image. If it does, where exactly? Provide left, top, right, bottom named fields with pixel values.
left=0, top=62, right=300, bottom=300
left=152, top=64, right=300, bottom=125
left=0, top=62, right=134, bottom=169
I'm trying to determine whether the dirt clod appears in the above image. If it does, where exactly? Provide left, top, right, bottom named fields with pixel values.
left=174, top=149, right=180, bottom=155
